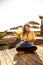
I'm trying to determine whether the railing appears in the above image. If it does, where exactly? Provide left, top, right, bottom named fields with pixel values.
left=36, top=37, right=43, bottom=40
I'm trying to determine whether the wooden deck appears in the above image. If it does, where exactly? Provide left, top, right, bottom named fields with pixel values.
left=0, top=44, right=43, bottom=65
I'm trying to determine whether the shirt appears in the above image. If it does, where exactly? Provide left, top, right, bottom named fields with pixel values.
left=20, top=32, right=36, bottom=42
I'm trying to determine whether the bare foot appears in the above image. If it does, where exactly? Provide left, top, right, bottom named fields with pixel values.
left=17, top=51, right=25, bottom=55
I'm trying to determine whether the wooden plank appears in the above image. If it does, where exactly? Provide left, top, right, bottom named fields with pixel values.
left=9, top=46, right=43, bottom=65
left=27, top=53, right=43, bottom=65
left=25, top=46, right=43, bottom=65
left=2, top=50, right=13, bottom=65
left=0, top=51, right=7, bottom=65
left=6, top=49, right=26, bottom=65
left=7, top=49, right=34, bottom=65
left=36, top=46, right=43, bottom=61
left=5, top=49, right=19, bottom=65
left=18, top=54, right=34, bottom=65
left=0, top=44, right=43, bottom=65
left=9, top=49, right=27, bottom=65
left=6, top=46, right=43, bottom=65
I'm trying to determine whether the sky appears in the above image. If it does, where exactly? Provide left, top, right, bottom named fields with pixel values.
left=0, top=0, right=43, bottom=31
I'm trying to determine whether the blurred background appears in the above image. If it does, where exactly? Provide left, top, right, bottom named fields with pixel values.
left=0, top=0, right=43, bottom=31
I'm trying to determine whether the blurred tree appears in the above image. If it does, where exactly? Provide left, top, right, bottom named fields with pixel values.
left=0, top=30, right=8, bottom=39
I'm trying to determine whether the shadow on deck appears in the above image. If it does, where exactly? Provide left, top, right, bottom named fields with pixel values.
left=0, top=44, right=43, bottom=65
left=13, top=52, right=43, bottom=65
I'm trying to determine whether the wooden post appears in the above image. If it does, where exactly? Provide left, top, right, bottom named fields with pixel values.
left=39, top=16, right=43, bottom=37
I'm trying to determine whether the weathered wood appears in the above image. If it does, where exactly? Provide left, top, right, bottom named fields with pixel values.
left=0, top=51, right=7, bottom=65
left=2, top=50, right=13, bottom=65
left=0, top=45, right=43, bottom=65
